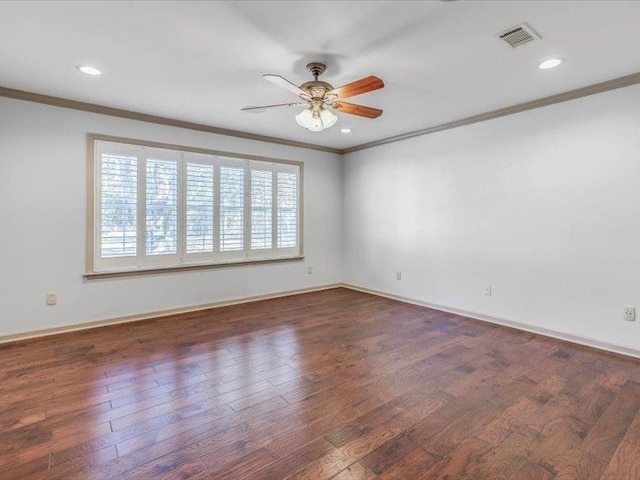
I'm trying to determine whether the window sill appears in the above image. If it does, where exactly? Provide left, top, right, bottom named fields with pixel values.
left=84, top=256, right=305, bottom=279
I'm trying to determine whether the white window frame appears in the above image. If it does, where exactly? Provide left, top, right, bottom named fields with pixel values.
left=86, top=134, right=303, bottom=277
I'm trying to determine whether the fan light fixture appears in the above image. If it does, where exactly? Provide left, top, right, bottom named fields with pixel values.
left=295, top=106, right=337, bottom=132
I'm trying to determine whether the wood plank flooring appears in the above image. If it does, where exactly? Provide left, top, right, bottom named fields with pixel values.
left=1, top=287, right=640, bottom=479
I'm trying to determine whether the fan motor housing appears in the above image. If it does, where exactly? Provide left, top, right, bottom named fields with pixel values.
left=300, top=80, right=334, bottom=99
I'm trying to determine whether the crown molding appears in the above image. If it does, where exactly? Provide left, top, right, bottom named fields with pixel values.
left=0, top=86, right=341, bottom=154
left=2, top=70, right=640, bottom=156
left=341, top=71, right=640, bottom=154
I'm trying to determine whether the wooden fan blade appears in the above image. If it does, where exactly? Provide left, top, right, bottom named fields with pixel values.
left=332, top=101, right=383, bottom=119
left=328, top=76, right=384, bottom=100
left=241, top=102, right=305, bottom=112
left=263, top=74, right=308, bottom=97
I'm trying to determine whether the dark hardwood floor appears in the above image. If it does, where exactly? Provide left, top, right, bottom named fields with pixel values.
left=2, top=288, right=640, bottom=479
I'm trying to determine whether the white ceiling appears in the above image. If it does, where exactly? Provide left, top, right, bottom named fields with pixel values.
left=1, top=1, right=640, bottom=150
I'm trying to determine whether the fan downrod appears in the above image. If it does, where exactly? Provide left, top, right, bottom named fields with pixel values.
left=306, top=62, right=326, bottom=80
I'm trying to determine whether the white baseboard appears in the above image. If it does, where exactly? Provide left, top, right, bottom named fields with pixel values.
left=6, top=282, right=639, bottom=361
left=0, top=284, right=342, bottom=345
left=342, top=283, right=640, bottom=360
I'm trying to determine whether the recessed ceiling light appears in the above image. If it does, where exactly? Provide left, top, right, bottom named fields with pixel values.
left=340, top=128, right=352, bottom=134
left=76, top=65, right=102, bottom=76
left=537, top=57, right=565, bottom=70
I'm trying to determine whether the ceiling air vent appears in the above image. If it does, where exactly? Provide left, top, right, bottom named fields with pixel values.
left=499, top=23, right=541, bottom=48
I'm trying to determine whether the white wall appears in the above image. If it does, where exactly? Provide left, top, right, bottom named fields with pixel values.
left=343, top=84, right=640, bottom=352
left=4, top=84, right=640, bottom=351
left=0, top=98, right=343, bottom=337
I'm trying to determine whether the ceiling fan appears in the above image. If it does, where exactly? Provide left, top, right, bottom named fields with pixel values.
left=242, top=62, right=384, bottom=132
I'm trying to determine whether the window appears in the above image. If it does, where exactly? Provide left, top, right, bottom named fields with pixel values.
left=89, top=136, right=302, bottom=274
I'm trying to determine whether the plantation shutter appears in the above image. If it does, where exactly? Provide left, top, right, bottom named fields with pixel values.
left=145, top=158, right=178, bottom=256
left=186, top=163, right=215, bottom=253
left=100, top=154, right=138, bottom=259
left=219, top=166, right=245, bottom=252
left=251, top=169, right=273, bottom=250
left=277, top=172, right=298, bottom=248
left=92, top=138, right=301, bottom=274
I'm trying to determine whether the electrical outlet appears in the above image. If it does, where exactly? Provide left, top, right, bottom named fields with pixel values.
left=46, top=293, right=57, bottom=306
left=396, top=272, right=402, bottom=280
left=484, top=285, right=492, bottom=296
left=624, top=306, right=636, bottom=322
left=307, top=267, right=313, bottom=275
